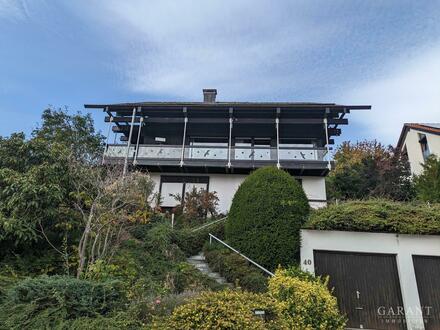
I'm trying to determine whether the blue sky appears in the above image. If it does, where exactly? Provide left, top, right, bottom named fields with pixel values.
left=1, top=0, right=439, bottom=145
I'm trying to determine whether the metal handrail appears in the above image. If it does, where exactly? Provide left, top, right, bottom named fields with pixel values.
left=208, top=233, right=274, bottom=277
left=191, top=217, right=227, bottom=232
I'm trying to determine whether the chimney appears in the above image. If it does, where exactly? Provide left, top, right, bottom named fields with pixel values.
left=203, top=89, right=217, bottom=103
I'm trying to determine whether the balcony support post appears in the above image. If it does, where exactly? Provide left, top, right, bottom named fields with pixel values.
left=324, top=117, right=331, bottom=170
left=228, top=115, right=233, bottom=168
left=123, top=107, right=137, bottom=176
left=133, top=116, right=144, bottom=165
left=180, top=110, right=188, bottom=167
left=102, top=108, right=112, bottom=165
left=276, top=117, right=280, bottom=169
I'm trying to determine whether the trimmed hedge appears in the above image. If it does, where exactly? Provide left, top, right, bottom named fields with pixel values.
left=203, top=244, right=268, bottom=292
left=305, top=199, right=440, bottom=234
left=225, top=167, right=309, bottom=270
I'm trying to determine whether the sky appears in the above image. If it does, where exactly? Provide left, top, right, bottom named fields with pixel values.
left=0, top=0, right=439, bottom=145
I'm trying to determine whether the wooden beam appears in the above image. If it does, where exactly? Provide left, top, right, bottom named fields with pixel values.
left=106, top=116, right=348, bottom=125
left=328, top=128, right=341, bottom=136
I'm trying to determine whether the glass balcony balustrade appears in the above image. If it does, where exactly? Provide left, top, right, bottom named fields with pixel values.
left=105, top=144, right=328, bottom=162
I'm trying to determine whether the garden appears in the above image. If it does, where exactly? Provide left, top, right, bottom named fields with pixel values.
left=1, top=108, right=439, bottom=329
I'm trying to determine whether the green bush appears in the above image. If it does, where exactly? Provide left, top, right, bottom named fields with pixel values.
left=154, top=290, right=286, bottom=329
left=172, top=262, right=226, bottom=293
left=414, top=155, right=440, bottom=203
left=225, top=167, right=309, bottom=270
left=0, top=274, right=20, bottom=303
left=203, top=245, right=268, bottom=292
left=64, top=312, right=143, bottom=330
left=86, top=220, right=223, bottom=301
left=173, top=220, right=225, bottom=257
left=305, top=199, right=440, bottom=234
left=129, top=291, right=200, bottom=325
left=269, top=268, right=346, bottom=329
left=0, top=275, right=125, bottom=328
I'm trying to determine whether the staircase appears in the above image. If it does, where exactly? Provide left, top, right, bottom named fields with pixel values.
left=187, top=252, right=229, bottom=285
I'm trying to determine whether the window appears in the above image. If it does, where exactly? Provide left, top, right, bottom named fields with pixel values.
left=159, top=176, right=209, bottom=208
left=418, top=134, right=430, bottom=161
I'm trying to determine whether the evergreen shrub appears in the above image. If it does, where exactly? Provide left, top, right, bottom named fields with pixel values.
left=225, top=167, right=309, bottom=270
left=0, top=275, right=125, bottom=328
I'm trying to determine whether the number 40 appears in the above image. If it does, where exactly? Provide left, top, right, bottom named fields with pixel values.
left=303, top=259, right=312, bottom=265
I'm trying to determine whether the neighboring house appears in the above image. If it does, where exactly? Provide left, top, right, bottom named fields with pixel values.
left=85, top=89, right=370, bottom=212
left=397, top=123, right=440, bottom=176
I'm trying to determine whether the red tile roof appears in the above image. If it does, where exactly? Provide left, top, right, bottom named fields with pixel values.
left=397, top=123, right=440, bottom=150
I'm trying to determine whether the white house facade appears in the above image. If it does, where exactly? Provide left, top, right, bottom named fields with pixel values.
left=397, top=123, right=440, bottom=176
left=86, top=89, right=369, bottom=213
left=149, top=173, right=327, bottom=213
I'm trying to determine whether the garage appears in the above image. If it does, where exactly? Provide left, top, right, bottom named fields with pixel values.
left=314, top=250, right=406, bottom=330
left=413, top=255, right=440, bottom=330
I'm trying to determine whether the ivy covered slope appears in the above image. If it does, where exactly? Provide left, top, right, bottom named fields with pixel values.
left=226, top=167, right=309, bottom=270
left=305, top=199, right=440, bottom=235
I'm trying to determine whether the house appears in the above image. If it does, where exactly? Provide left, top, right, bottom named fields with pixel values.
left=85, top=89, right=370, bottom=212
left=397, top=123, right=440, bottom=176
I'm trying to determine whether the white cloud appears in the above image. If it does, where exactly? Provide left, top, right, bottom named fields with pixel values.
left=70, top=0, right=339, bottom=100
left=60, top=1, right=440, bottom=144
left=341, top=45, right=440, bottom=144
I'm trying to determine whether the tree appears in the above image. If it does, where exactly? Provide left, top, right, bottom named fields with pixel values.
left=327, top=140, right=414, bottom=201
left=0, top=107, right=104, bottom=272
left=225, top=167, right=309, bottom=270
left=413, top=155, right=440, bottom=203
left=32, top=107, right=104, bottom=163
left=69, top=161, right=155, bottom=277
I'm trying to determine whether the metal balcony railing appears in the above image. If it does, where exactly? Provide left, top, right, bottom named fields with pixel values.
left=104, top=144, right=328, bottom=162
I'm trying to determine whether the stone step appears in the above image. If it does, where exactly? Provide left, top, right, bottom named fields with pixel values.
left=187, top=252, right=230, bottom=285
left=188, top=253, right=206, bottom=262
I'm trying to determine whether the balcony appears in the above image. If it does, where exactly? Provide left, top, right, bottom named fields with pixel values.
left=104, top=144, right=330, bottom=175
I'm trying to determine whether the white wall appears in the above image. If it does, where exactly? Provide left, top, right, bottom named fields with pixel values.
left=149, top=172, right=326, bottom=213
left=301, top=229, right=440, bottom=330
left=149, top=172, right=161, bottom=200
left=404, top=129, right=440, bottom=175
left=148, top=172, right=246, bottom=213
left=298, top=176, right=327, bottom=208
left=208, top=174, right=247, bottom=213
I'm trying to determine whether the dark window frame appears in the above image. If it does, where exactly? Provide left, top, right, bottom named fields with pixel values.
left=159, top=175, right=210, bottom=207
left=418, top=133, right=430, bottom=161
